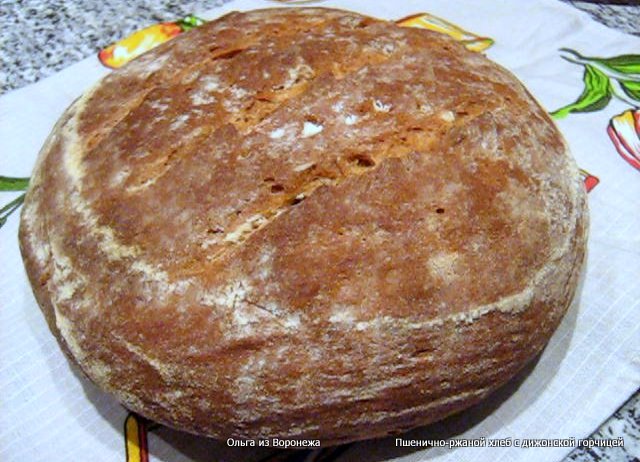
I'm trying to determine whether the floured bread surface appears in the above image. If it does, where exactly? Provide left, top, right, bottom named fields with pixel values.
left=19, top=8, right=587, bottom=444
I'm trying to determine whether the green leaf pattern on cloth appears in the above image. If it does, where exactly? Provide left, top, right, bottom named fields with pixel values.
left=552, top=49, right=640, bottom=118
left=592, top=53, right=640, bottom=77
left=551, top=64, right=611, bottom=119
left=0, top=176, right=30, bottom=191
left=0, top=194, right=25, bottom=228
left=621, top=80, right=640, bottom=102
left=0, top=177, right=29, bottom=229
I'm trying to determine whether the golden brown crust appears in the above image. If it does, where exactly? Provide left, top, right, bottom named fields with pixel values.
left=19, top=8, right=588, bottom=444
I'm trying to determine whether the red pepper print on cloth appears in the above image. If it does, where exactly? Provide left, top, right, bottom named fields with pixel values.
left=552, top=49, right=640, bottom=173
left=579, top=168, right=600, bottom=193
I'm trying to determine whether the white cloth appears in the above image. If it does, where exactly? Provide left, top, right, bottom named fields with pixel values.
left=1, top=1, right=639, bottom=461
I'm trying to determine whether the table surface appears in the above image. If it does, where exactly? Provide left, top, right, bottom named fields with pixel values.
left=1, top=1, right=638, bottom=461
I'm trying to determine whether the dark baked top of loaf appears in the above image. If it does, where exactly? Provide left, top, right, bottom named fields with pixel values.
left=20, top=8, right=586, bottom=442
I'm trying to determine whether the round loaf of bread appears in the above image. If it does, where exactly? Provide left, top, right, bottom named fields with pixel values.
left=19, top=7, right=587, bottom=445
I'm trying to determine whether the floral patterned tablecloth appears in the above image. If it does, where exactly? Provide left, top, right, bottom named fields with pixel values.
left=1, top=1, right=639, bottom=461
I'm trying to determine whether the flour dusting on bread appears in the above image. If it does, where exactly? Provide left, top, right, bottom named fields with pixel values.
left=19, top=7, right=587, bottom=444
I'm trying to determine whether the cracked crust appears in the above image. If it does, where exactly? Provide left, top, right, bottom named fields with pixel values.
left=19, top=8, right=588, bottom=444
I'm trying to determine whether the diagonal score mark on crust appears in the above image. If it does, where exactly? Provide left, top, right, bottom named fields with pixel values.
left=32, top=13, right=402, bottom=316
left=26, top=13, right=406, bottom=326
left=215, top=130, right=424, bottom=252
left=196, top=82, right=532, bottom=265
left=205, top=102, right=468, bottom=263
left=57, top=15, right=344, bottom=262
left=121, top=22, right=404, bottom=194
left=75, top=11, right=345, bottom=182
left=63, top=19, right=426, bottom=269
left=80, top=13, right=340, bottom=160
